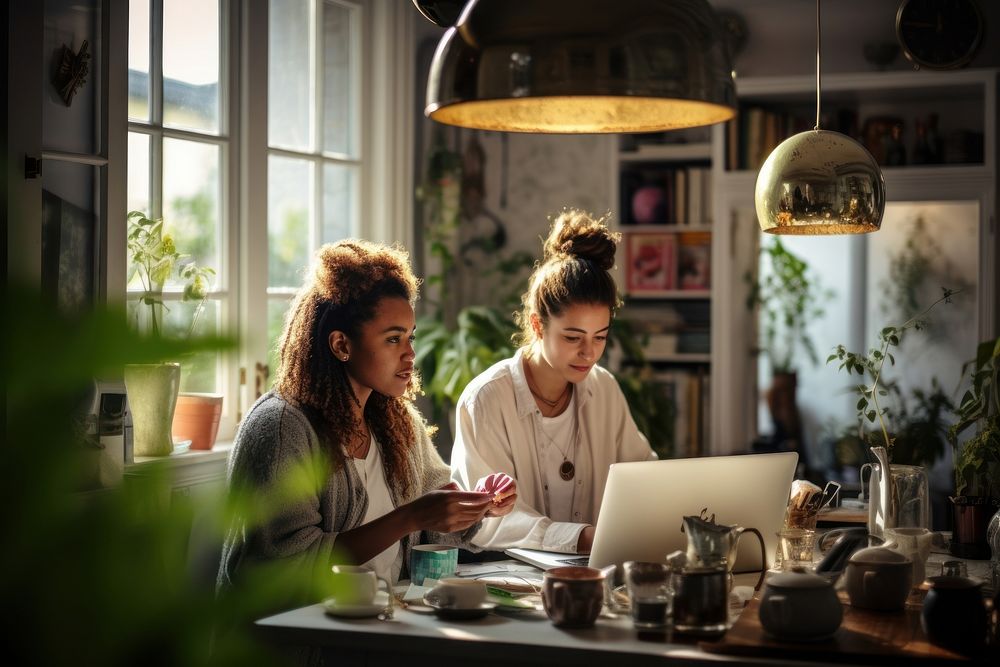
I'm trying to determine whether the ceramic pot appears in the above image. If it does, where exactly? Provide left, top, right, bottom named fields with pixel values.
left=883, top=527, right=934, bottom=587
left=759, top=570, right=842, bottom=641
left=844, top=546, right=911, bottom=611
left=921, top=576, right=987, bottom=654
left=124, top=363, right=181, bottom=457
left=950, top=496, right=997, bottom=559
left=172, top=393, right=223, bottom=450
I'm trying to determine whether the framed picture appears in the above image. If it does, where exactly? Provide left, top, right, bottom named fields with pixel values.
left=626, top=233, right=676, bottom=292
left=678, top=231, right=711, bottom=290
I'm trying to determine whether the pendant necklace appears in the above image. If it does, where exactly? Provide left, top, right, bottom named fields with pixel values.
left=524, top=358, right=577, bottom=481
left=536, top=397, right=579, bottom=481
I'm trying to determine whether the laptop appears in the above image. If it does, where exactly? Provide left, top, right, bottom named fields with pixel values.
left=505, top=452, right=798, bottom=574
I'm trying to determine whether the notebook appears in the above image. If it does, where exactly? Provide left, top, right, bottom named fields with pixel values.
left=505, top=452, right=798, bottom=574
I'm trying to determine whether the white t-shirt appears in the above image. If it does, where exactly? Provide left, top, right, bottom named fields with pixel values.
left=538, top=392, right=578, bottom=523
left=352, top=435, right=401, bottom=583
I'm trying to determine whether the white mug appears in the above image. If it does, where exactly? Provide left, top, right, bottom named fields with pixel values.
left=883, top=527, right=934, bottom=587
left=424, top=577, right=486, bottom=609
left=330, top=565, right=390, bottom=606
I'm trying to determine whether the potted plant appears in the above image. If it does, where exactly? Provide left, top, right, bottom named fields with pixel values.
left=125, top=210, right=215, bottom=456
left=828, top=289, right=956, bottom=535
left=746, top=237, right=832, bottom=456
left=947, top=336, right=1000, bottom=558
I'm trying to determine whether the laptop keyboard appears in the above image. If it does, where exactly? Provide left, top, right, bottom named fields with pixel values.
left=562, top=556, right=591, bottom=566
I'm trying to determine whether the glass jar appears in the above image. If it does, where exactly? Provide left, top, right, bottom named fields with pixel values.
left=987, top=505, right=1000, bottom=591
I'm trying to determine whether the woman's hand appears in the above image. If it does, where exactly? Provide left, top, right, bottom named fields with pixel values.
left=475, top=473, right=517, bottom=517
left=404, top=482, right=492, bottom=533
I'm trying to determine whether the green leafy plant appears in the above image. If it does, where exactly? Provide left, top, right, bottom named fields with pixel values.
left=2, top=284, right=328, bottom=666
left=127, top=210, right=215, bottom=338
left=746, top=237, right=832, bottom=374
left=828, top=288, right=956, bottom=460
left=948, top=336, right=1000, bottom=496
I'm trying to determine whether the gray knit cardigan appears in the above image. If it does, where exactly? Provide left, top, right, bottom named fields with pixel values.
left=217, top=391, right=478, bottom=601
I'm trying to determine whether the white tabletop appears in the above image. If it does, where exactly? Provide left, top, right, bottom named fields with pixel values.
left=255, top=565, right=842, bottom=667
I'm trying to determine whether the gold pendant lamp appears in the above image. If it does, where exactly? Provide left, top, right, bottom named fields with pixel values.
left=419, top=0, right=737, bottom=134
left=754, top=0, right=885, bottom=235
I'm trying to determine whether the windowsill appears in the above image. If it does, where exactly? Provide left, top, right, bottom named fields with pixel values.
left=125, top=441, right=234, bottom=487
left=128, top=440, right=234, bottom=469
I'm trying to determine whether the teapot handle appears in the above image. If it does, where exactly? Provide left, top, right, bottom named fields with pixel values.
left=738, top=527, right=768, bottom=591
left=860, top=463, right=873, bottom=502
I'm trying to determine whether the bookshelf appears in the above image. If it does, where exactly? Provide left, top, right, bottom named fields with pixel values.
left=709, top=68, right=998, bottom=458
left=611, top=129, right=716, bottom=459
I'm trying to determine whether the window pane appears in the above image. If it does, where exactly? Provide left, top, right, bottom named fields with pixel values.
left=163, top=137, right=221, bottom=289
left=126, top=298, right=220, bottom=392
left=865, top=202, right=979, bottom=400
left=170, top=299, right=220, bottom=392
left=128, top=0, right=150, bottom=120
left=322, top=1, right=356, bottom=156
left=322, top=163, right=355, bottom=243
left=163, top=0, right=220, bottom=132
left=127, top=132, right=150, bottom=214
left=269, top=0, right=313, bottom=150
left=268, top=155, right=313, bottom=288
left=268, top=297, right=292, bottom=390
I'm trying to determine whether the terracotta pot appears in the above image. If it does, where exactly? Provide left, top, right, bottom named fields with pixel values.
left=172, top=393, right=223, bottom=450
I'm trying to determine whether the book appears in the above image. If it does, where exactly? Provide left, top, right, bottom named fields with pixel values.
left=677, top=231, right=711, bottom=290
left=625, top=233, right=677, bottom=292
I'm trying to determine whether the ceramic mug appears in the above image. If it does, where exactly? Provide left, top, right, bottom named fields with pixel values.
left=410, top=544, right=459, bottom=585
left=883, top=527, right=934, bottom=587
left=542, top=566, right=606, bottom=628
left=844, top=547, right=912, bottom=611
left=329, top=565, right=391, bottom=607
left=424, top=578, right=487, bottom=609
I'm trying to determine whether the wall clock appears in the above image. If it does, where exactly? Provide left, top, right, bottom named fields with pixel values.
left=895, top=0, right=984, bottom=70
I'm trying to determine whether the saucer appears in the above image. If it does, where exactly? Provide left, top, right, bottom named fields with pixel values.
left=422, top=597, right=496, bottom=620
left=322, top=591, right=391, bottom=618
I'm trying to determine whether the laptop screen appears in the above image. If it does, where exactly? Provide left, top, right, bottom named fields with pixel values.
left=587, top=452, right=797, bottom=573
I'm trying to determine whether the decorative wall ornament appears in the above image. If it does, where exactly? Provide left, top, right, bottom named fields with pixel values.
left=53, top=39, right=90, bottom=107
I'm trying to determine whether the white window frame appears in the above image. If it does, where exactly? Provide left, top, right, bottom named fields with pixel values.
left=126, top=0, right=242, bottom=440
left=239, top=0, right=413, bottom=419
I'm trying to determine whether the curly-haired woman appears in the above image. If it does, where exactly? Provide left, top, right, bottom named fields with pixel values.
left=450, top=210, right=655, bottom=555
left=218, top=240, right=515, bottom=598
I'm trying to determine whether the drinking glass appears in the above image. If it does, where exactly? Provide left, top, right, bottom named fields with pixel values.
left=777, top=528, right=816, bottom=570
left=623, top=561, right=672, bottom=630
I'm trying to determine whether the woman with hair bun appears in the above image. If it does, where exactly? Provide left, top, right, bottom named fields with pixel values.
left=450, top=209, right=655, bottom=554
left=218, top=240, right=515, bottom=598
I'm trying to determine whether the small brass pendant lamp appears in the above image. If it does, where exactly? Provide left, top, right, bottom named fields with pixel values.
left=754, top=0, right=885, bottom=235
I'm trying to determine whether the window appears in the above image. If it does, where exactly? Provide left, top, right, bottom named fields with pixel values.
left=127, top=0, right=232, bottom=395
left=125, top=1, right=410, bottom=431
left=264, top=0, right=363, bottom=381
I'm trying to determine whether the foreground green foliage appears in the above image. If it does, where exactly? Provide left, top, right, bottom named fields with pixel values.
left=2, top=286, right=327, bottom=665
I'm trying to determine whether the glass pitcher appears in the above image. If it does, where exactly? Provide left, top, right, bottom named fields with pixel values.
left=860, top=461, right=929, bottom=539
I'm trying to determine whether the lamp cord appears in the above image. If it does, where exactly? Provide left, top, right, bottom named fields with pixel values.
left=815, top=0, right=822, bottom=130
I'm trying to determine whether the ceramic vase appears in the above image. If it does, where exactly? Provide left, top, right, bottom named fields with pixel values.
left=124, top=363, right=181, bottom=457
left=172, top=393, right=223, bottom=450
